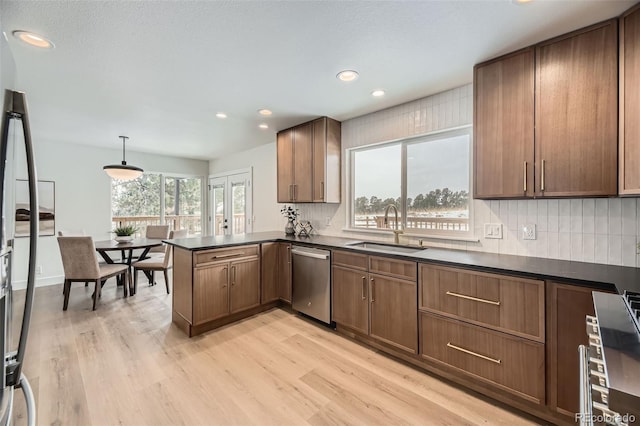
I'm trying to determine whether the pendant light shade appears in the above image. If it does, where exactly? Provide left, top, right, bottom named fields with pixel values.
left=103, top=135, right=143, bottom=180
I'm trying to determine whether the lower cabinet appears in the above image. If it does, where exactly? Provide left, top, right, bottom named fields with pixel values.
left=278, top=243, right=292, bottom=303
left=193, top=256, right=260, bottom=325
left=420, top=312, right=545, bottom=404
left=261, top=243, right=279, bottom=304
left=331, top=251, right=417, bottom=354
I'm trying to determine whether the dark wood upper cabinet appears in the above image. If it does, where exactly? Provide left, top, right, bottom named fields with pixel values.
left=473, top=20, right=618, bottom=199
left=277, top=117, right=341, bottom=203
left=474, top=48, right=535, bottom=199
left=620, top=5, right=640, bottom=195
left=535, top=20, right=618, bottom=197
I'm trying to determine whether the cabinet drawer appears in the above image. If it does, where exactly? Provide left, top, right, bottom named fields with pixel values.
left=194, top=245, right=259, bottom=267
left=370, top=256, right=417, bottom=281
left=420, top=313, right=545, bottom=404
left=332, top=250, right=368, bottom=271
left=419, top=264, right=544, bottom=342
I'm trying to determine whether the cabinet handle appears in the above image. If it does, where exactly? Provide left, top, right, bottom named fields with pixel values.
left=447, top=343, right=501, bottom=365
left=523, top=161, right=527, bottom=193
left=446, top=291, right=500, bottom=306
left=321, top=181, right=324, bottom=200
left=231, top=265, right=236, bottom=285
left=361, top=276, right=366, bottom=300
left=289, top=184, right=293, bottom=201
left=223, top=267, right=228, bottom=287
left=370, top=278, right=375, bottom=302
left=294, top=184, right=297, bottom=201
left=541, top=159, right=545, bottom=192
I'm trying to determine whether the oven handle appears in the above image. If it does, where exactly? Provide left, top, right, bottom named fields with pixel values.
left=578, top=344, right=593, bottom=426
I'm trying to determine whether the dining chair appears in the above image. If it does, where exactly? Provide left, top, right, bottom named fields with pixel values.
left=132, top=229, right=187, bottom=294
left=146, top=225, right=170, bottom=256
left=57, top=236, right=130, bottom=310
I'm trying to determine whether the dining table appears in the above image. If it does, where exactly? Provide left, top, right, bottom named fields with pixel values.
left=94, top=238, right=164, bottom=295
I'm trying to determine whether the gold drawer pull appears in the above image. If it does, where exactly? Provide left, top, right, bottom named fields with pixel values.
left=446, top=291, right=500, bottom=306
left=447, top=343, right=501, bottom=365
left=211, top=252, right=244, bottom=259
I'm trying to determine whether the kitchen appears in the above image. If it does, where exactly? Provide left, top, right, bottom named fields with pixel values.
left=1, top=1, right=640, bottom=425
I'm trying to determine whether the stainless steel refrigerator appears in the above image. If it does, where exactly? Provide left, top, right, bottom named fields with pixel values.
left=0, top=34, right=37, bottom=426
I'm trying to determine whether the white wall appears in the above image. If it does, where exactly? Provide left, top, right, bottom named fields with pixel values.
left=211, top=82, right=640, bottom=268
left=12, top=139, right=208, bottom=288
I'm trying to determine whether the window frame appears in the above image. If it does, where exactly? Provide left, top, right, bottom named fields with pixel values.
left=347, top=125, right=474, bottom=241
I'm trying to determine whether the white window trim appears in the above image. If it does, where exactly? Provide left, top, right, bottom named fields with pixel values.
left=346, top=125, right=474, bottom=240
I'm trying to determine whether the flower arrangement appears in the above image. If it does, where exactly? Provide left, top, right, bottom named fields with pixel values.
left=280, top=205, right=299, bottom=222
left=113, top=225, right=138, bottom=237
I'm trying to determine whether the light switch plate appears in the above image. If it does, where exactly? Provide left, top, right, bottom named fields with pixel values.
left=484, top=223, right=503, bottom=239
left=522, top=224, right=536, bottom=240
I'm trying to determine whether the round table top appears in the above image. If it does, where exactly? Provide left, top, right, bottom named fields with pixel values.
left=94, top=238, right=164, bottom=251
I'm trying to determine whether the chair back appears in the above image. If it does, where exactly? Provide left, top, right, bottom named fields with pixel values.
left=58, top=230, right=85, bottom=236
left=147, top=225, right=170, bottom=253
left=164, top=229, right=188, bottom=267
left=57, top=236, right=100, bottom=280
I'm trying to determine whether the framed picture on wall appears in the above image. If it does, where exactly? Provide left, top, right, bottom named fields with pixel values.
left=15, top=180, right=55, bottom=237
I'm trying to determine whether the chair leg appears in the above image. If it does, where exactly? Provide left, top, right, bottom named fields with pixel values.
left=133, top=268, right=138, bottom=296
left=122, top=271, right=128, bottom=298
left=92, top=280, right=101, bottom=310
left=164, top=269, right=170, bottom=294
left=62, top=279, right=71, bottom=311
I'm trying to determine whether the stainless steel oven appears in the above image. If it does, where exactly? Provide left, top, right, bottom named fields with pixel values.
left=578, top=291, right=640, bottom=426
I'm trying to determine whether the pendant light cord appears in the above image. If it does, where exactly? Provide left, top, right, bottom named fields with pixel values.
left=120, top=135, right=129, bottom=165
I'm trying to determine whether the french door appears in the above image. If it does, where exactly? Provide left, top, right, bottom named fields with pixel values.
left=209, top=170, right=252, bottom=236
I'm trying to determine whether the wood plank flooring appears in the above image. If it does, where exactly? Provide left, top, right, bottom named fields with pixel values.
left=10, top=278, right=542, bottom=425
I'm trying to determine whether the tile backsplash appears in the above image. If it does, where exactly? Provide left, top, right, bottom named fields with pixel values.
left=294, top=82, right=640, bottom=268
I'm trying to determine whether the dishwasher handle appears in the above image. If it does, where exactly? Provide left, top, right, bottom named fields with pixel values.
left=291, top=248, right=329, bottom=260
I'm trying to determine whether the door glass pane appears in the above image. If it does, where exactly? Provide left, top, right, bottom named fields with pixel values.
left=353, top=144, right=401, bottom=229
left=165, top=177, right=203, bottom=235
left=406, top=134, right=470, bottom=233
left=213, top=185, right=225, bottom=236
left=232, top=182, right=245, bottom=234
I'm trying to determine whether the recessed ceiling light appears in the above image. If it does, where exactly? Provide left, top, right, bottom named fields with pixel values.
left=216, top=112, right=227, bottom=119
left=12, top=30, right=54, bottom=48
left=336, top=70, right=359, bottom=82
left=259, top=123, right=269, bottom=129
left=258, top=109, right=272, bottom=116
left=371, top=90, right=386, bottom=97
left=512, top=0, right=533, bottom=4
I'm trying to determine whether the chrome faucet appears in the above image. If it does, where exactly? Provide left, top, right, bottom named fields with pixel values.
left=383, top=204, right=403, bottom=244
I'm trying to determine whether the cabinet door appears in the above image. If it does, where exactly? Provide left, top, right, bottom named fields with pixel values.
left=193, top=263, right=229, bottom=324
left=312, top=118, right=326, bottom=202
left=474, top=49, right=534, bottom=199
left=261, top=243, right=279, bottom=304
left=620, top=6, right=640, bottom=194
left=535, top=21, right=618, bottom=197
left=229, top=258, right=260, bottom=314
left=546, top=282, right=596, bottom=416
left=277, top=129, right=294, bottom=202
left=278, top=243, right=292, bottom=303
left=369, top=273, right=417, bottom=354
left=292, top=122, right=313, bottom=202
left=331, top=266, right=369, bottom=335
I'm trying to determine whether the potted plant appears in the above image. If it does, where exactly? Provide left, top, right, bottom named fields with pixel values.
left=280, top=205, right=299, bottom=235
left=113, top=225, right=138, bottom=243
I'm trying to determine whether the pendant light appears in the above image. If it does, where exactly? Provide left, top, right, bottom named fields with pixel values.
left=103, top=135, right=143, bottom=180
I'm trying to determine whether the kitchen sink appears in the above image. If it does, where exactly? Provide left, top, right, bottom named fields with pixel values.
left=345, top=241, right=426, bottom=254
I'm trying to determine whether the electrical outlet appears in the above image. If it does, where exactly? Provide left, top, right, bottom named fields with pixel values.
left=484, top=223, right=503, bottom=239
left=36, top=265, right=42, bottom=275
left=325, top=216, right=331, bottom=226
left=522, top=224, right=536, bottom=240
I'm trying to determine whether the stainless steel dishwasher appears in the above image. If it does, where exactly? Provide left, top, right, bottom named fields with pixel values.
left=291, top=245, right=331, bottom=324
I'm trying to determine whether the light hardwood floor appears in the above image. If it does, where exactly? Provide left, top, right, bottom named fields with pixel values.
left=10, top=278, right=543, bottom=425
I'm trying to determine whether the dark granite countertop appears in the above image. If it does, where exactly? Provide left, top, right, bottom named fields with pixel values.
left=165, top=231, right=640, bottom=294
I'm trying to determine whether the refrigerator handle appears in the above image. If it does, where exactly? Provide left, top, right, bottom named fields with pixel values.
left=4, top=91, right=38, bottom=387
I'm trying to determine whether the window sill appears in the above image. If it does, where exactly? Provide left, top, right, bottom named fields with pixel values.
left=340, top=227, right=480, bottom=243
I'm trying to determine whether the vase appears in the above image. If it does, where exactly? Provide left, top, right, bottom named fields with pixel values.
left=285, top=219, right=296, bottom=235
left=115, top=236, right=134, bottom=243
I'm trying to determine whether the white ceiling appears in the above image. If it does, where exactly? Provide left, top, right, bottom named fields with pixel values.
left=0, top=0, right=635, bottom=161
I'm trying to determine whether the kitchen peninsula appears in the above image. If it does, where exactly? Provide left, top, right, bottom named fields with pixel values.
left=165, top=231, right=640, bottom=425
